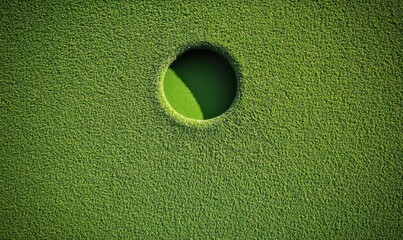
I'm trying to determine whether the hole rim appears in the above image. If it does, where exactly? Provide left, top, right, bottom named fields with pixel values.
left=159, top=41, right=242, bottom=127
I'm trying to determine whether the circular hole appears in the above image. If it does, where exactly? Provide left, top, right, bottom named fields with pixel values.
left=162, top=48, right=238, bottom=120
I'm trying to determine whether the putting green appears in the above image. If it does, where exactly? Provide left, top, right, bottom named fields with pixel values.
left=1, top=0, right=402, bottom=239
left=163, top=49, right=237, bottom=120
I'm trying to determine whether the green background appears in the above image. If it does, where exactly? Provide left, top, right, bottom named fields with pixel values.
left=1, top=0, right=402, bottom=239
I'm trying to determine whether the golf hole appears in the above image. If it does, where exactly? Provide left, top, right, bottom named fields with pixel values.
left=163, top=48, right=238, bottom=120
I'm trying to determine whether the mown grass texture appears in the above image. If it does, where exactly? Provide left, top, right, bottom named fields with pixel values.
left=1, top=0, right=402, bottom=239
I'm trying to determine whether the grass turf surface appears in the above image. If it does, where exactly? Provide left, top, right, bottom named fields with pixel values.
left=1, top=0, right=402, bottom=239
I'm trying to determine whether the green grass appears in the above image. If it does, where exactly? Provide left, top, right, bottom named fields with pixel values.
left=1, top=0, right=402, bottom=239
left=163, top=48, right=237, bottom=120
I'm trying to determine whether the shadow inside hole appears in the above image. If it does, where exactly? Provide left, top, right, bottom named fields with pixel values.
left=168, top=49, right=237, bottom=120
